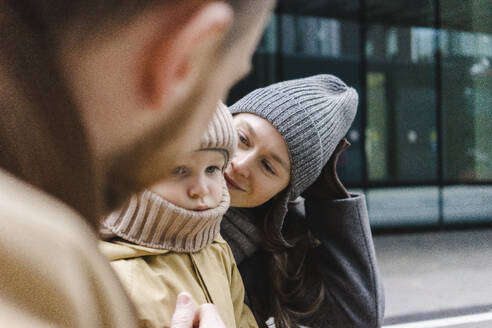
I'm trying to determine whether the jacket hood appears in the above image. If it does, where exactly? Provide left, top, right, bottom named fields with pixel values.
left=99, top=240, right=170, bottom=261
left=99, top=235, right=228, bottom=262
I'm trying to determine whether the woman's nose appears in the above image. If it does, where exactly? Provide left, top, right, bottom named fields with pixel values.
left=231, top=151, right=252, bottom=179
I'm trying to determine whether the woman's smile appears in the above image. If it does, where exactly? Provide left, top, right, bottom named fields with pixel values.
left=224, top=172, right=246, bottom=192
left=226, top=113, right=291, bottom=208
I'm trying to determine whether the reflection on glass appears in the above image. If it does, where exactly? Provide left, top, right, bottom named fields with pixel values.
left=280, top=14, right=359, bottom=59
left=256, top=15, right=277, bottom=54
left=368, top=187, right=439, bottom=227
left=442, top=29, right=492, bottom=182
left=366, top=72, right=388, bottom=181
left=443, top=186, right=492, bottom=223
left=227, top=1, right=492, bottom=227
left=366, top=24, right=438, bottom=183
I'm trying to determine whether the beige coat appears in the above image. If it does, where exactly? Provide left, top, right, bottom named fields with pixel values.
left=100, top=235, right=257, bottom=328
left=0, top=169, right=137, bottom=327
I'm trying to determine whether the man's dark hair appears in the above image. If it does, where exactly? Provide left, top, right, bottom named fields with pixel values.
left=6, top=1, right=273, bottom=49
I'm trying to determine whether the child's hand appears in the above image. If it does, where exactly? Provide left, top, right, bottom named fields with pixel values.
left=193, top=303, right=227, bottom=328
left=171, top=292, right=226, bottom=328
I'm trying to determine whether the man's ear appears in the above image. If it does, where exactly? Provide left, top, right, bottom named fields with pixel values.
left=143, top=2, right=233, bottom=109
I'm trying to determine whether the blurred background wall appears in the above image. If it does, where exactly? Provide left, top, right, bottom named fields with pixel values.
left=228, top=0, right=492, bottom=230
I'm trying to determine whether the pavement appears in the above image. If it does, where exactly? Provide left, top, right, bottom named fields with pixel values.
left=373, top=229, right=492, bottom=327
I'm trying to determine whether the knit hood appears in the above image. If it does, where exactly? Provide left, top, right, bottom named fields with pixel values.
left=100, top=102, right=237, bottom=251
left=100, top=185, right=230, bottom=252
left=200, top=101, right=237, bottom=169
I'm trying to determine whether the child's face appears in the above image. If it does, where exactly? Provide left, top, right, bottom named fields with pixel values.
left=150, top=150, right=226, bottom=211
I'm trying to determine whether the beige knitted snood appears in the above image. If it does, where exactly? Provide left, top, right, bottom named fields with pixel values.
left=101, top=185, right=229, bottom=252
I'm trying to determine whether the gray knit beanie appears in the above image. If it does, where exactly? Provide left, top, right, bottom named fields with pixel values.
left=230, top=74, right=358, bottom=245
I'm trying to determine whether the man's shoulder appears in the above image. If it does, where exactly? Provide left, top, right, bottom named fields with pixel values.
left=0, top=169, right=97, bottom=252
left=0, top=170, right=138, bottom=327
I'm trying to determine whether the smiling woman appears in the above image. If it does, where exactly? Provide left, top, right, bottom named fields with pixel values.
left=225, top=113, right=291, bottom=208
left=221, top=74, right=385, bottom=328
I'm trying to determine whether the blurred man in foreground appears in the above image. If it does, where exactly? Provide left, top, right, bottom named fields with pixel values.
left=0, top=1, right=274, bottom=326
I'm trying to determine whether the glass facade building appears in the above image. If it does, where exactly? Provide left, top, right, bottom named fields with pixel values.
left=228, top=0, right=492, bottom=229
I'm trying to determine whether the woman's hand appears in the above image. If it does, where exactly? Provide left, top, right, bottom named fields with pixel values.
left=302, top=138, right=351, bottom=200
left=171, top=292, right=226, bottom=328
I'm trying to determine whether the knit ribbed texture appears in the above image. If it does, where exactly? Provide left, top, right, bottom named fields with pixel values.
left=230, top=74, right=358, bottom=246
left=101, top=185, right=230, bottom=252
left=231, top=74, right=357, bottom=199
left=100, top=103, right=236, bottom=251
left=220, top=207, right=261, bottom=265
left=200, top=102, right=237, bottom=168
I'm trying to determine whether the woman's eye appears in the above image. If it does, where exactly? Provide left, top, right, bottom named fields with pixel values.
left=262, top=160, right=275, bottom=175
left=238, top=132, right=249, bottom=146
left=205, top=166, right=219, bottom=174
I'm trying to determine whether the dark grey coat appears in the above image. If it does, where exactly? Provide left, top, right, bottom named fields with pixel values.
left=221, top=194, right=385, bottom=328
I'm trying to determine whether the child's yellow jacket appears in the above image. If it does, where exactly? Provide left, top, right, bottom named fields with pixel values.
left=100, top=235, right=257, bottom=328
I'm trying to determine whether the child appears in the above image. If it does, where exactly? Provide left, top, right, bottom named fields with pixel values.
left=99, top=103, right=257, bottom=328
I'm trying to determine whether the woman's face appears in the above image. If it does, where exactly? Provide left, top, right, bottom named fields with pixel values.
left=225, top=113, right=291, bottom=207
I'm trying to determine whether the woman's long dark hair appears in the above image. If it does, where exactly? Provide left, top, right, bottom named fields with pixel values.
left=253, top=198, right=326, bottom=328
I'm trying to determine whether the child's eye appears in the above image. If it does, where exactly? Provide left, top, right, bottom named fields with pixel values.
left=173, top=166, right=188, bottom=176
left=205, top=166, right=220, bottom=174
left=238, top=131, right=249, bottom=147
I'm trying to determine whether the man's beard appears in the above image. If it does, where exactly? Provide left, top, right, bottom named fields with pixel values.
left=103, top=78, right=216, bottom=214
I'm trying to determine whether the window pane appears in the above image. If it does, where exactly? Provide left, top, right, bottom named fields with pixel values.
left=443, top=186, right=492, bottom=224
left=280, top=0, right=360, bottom=20
left=227, top=1, right=492, bottom=228
left=368, top=187, right=440, bottom=228
left=277, top=13, right=363, bottom=185
left=365, top=0, right=434, bottom=29
left=227, top=16, right=279, bottom=104
left=441, top=1, right=492, bottom=182
left=366, top=24, right=438, bottom=183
